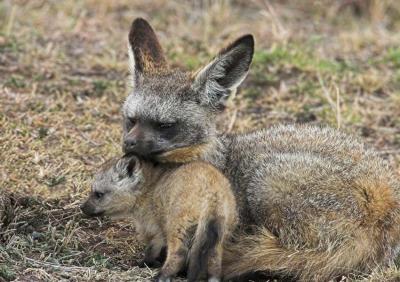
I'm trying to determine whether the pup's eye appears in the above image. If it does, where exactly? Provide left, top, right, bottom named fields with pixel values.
left=94, top=192, right=104, bottom=199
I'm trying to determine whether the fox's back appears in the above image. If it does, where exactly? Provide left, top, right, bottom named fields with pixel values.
left=227, top=124, right=382, bottom=166
left=221, top=124, right=400, bottom=228
left=224, top=124, right=398, bottom=188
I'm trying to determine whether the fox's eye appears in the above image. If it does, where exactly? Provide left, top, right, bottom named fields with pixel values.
left=157, top=122, right=176, bottom=129
left=94, top=192, right=104, bottom=199
left=127, top=117, right=137, bottom=127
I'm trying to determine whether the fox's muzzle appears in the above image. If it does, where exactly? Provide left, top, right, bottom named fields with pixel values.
left=123, top=138, right=165, bottom=157
left=123, top=137, right=139, bottom=153
left=123, top=122, right=170, bottom=156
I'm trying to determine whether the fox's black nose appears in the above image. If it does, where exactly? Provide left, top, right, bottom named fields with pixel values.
left=124, top=138, right=137, bottom=152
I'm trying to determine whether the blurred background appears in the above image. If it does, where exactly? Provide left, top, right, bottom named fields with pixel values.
left=0, top=1, right=400, bottom=281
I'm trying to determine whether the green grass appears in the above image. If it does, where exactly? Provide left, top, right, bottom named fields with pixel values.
left=0, top=264, right=16, bottom=281
left=384, top=47, right=400, bottom=67
left=253, top=45, right=347, bottom=73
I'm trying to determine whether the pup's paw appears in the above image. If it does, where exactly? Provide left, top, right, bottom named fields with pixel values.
left=137, top=258, right=162, bottom=268
left=153, top=273, right=173, bottom=282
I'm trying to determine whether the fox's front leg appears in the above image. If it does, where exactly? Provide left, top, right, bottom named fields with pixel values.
left=156, top=230, right=188, bottom=282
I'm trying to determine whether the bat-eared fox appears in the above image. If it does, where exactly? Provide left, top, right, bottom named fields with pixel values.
left=81, top=155, right=237, bottom=282
left=117, top=18, right=400, bottom=281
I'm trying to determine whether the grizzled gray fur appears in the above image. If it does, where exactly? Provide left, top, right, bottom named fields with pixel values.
left=120, top=18, right=400, bottom=281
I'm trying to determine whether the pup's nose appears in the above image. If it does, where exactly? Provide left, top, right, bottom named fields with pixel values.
left=80, top=203, right=87, bottom=214
left=124, top=138, right=137, bottom=150
left=80, top=202, right=94, bottom=217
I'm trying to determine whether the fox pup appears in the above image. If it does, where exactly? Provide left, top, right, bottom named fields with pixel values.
left=81, top=155, right=237, bottom=282
left=120, top=18, right=400, bottom=281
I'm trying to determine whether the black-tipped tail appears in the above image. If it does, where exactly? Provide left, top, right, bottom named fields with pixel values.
left=187, top=218, right=221, bottom=282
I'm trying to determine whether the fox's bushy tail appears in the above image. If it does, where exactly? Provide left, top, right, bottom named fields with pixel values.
left=223, top=227, right=384, bottom=282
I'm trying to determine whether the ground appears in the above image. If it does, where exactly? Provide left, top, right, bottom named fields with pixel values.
left=0, top=0, right=400, bottom=281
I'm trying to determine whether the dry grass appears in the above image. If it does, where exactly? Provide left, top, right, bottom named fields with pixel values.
left=0, top=0, right=399, bottom=281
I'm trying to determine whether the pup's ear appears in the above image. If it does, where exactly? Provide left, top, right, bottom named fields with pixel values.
left=192, top=35, right=254, bottom=110
left=116, top=155, right=139, bottom=177
left=128, top=18, right=167, bottom=84
left=126, top=155, right=138, bottom=177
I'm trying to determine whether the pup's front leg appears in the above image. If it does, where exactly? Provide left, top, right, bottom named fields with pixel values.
left=139, top=235, right=166, bottom=268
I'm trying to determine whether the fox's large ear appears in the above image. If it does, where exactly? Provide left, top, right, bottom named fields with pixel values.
left=128, top=18, right=167, bottom=82
left=192, top=34, right=254, bottom=110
